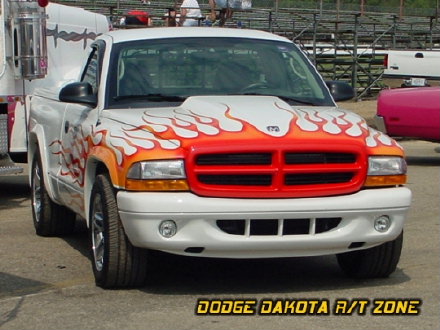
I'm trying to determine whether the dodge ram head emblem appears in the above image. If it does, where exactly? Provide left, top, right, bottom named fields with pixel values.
left=266, top=126, right=280, bottom=132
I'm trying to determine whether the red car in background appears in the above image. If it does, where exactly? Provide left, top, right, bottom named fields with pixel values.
left=375, top=87, right=440, bottom=141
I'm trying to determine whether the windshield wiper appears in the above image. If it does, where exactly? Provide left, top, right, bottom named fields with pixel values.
left=113, top=94, right=187, bottom=102
left=275, top=95, right=318, bottom=106
left=237, top=93, right=318, bottom=106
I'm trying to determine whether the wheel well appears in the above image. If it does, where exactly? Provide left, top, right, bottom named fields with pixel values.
left=0, top=103, right=7, bottom=114
left=84, top=159, right=111, bottom=227
left=96, top=162, right=108, bottom=176
left=27, top=134, right=38, bottom=168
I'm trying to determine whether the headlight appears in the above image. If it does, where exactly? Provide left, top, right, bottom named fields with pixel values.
left=365, top=156, right=407, bottom=187
left=367, top=156, right=407, bottom=176
left=126, top=160, right=189, bottom=191
left=127, top=160, right=186, bottom=179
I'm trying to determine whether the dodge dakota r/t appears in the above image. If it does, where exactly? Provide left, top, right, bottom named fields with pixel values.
left=28, top=27, right=411, bottom=288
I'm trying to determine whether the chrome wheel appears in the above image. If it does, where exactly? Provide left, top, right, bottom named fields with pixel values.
left=31, top=152, right=76, bottom=236
left=32, top=162, right=42, bottom=223
left=90, top=174, right=148, bottom=288
left=91, top=195, right=105, bottom=272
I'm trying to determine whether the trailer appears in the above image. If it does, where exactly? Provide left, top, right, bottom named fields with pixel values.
left=0, top=0, right=109, bottom=175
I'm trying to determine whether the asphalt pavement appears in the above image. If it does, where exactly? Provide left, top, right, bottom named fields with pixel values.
left=0, top=139, right=439, bottom=330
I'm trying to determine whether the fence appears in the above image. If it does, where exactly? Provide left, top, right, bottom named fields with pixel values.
left=52, top=0, right=440, bottom=99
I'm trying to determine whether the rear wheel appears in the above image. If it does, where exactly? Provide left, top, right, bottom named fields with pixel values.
left=31, top=152, right=76, bottom=236
left=337, top=231, right=403, bottom=278
left=90, top=174, right=148, bottom=288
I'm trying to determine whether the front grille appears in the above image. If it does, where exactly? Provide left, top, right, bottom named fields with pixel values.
left=216, top=218, right=342, bottom=236
left=198, top=174, right=272, bottom=186
left=285, top=173, right=354, bottom=185
left=285, top=152, right=356, bottom=164
left=188, top=147, right=365, bottom=198
left=196, top=153, right=272, bottom=165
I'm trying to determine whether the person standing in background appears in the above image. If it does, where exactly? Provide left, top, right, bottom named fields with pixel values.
left=212, top=0, right=234, bottom=26
left=165, top=7, right=177, bottom=26
left=208, top=0, right=252, bottom=26
left=179, top=0, right=202, bottom=26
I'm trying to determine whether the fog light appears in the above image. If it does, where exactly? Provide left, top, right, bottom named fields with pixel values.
left=374, top=215, right=391, bottom=232
left=159, top=220, right=177, bottom=238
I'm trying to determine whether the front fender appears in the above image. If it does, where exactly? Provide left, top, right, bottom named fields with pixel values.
left=28, top=125, right=61, bottom=203
left=83, top=146, right=121, bottom=227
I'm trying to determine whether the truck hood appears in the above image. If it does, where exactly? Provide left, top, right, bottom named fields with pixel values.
left=102, top=95, right=400, bottom=157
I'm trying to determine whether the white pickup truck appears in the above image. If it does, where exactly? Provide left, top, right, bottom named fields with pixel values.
left=384, top=49, right=440, bottom=87
left=28, top=27, right=411, bottom=288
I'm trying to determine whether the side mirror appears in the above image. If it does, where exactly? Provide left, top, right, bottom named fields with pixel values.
left=325, top=81, right=354, bottom=102
left=59, top=82, right=97, bottom=107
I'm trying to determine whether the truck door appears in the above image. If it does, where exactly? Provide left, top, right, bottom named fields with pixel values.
left=57, top=43, right=103, bottom=217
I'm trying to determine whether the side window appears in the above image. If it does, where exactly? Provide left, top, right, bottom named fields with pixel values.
left=81, top=48, right=99, bottom=94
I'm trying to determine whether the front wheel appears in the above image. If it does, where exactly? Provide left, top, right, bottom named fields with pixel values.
left=90, top=174, right=148, bottom=288
left=337, top=231, right=403, bottom=278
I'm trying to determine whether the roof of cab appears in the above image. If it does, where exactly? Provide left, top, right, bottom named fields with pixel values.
left=104, top=27, right=291, bottom=44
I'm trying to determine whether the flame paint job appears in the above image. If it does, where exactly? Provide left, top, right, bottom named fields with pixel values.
left=50, top=96, right=403, bottom=190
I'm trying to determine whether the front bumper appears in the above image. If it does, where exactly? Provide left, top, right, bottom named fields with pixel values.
left=117, top=187, right=411, bottom=258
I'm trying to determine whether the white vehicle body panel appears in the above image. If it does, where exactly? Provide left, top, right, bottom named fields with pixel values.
left=384, top=49, right=440, bottom=80
left=118, top=188, right=411, bottom=258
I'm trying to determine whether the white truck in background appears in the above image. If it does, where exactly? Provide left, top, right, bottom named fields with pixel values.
left=383, top=49, right=440, bottom=87
left=0, top=0, right=109, bottom=175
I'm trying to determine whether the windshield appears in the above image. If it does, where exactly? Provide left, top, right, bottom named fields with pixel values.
left=106, top=37, right=334, bottom=108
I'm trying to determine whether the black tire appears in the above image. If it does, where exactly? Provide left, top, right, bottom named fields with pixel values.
left=337, top=231, right=403, bottom=279
left=89, top=174, right=148, bottom=288
left=31, top=152, right=76, bottom=236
